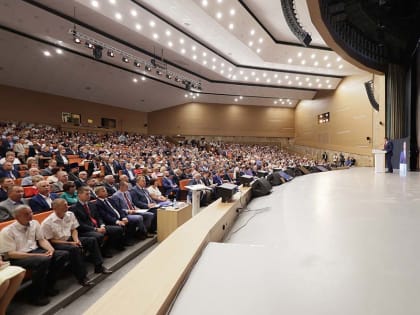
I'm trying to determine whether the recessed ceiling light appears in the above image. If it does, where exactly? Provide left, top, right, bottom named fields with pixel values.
left=323, top=55, right=329, bottom=60
left=295, top=76, right=300, bottom=80
left=239, top=96, right=243, bottom=99
left=221, top=63, right=225, bottom=67
left=301, top=60, right=306, bottom=65
left=326, top=63, right=331, bottom=67
left=314, top=61, right=319, bottom=66
left=244, top=76, right=248, bottom=80
left=239, top=70, right=243, bottom=75
left=203, top=60, right=207, bottom=65
left=135, top=23, right=142, bottom=30
left=179, top=38, right=184, bottom=44
left=165, top=30, right=171, bottom=36
left=274, top=101, right=278, bottom=104
left=297, top=52, right=302, bottom=57
left=288, top=81, right=292, bottom=85
left=305, top=77, right=310, bottom=81
left=55, top=48, right=63, bottom=54
left=202, top=0, right=208, bottom=6
left=256, top=48, right=261, bottom=53
left=318, top=83, right=322, bottom=88
left=339, top=64, right=343, bottom=69
left=43, top=51, right=51, bottom=57
left=109, top=0, right=115, bottom=4
left=228, top=67, right=233, bottom=72
left=274, top=74, right=278, bottom=78
left=328, top=84, right=332, bottom=88
left=277, top=80, right=282, bottom=84
left=285, top=75, right=289, bottom=79
left=311, top=54, right=316, bottom=59
left=181, top=48, right=186, bottom=54
left=251, top=71, right=255, bottom=76
left=130, top=9, right=137, bottom=17
left=250, top=29, right=255, bottom=36
left=228, top=23, right=234, bottom=30
left=192, top=45, right=196, bottom=51
left=153, top=33, right=159, bottom=39
left=267, top=79, right=271, bottom=83
left=134, top=60, right=141, bottom=67
left=232, top=75, right=236, bottom=79
left=202, top=52, right=207, bottom=57
left=212, top=65, right=216, bottom=70
left=262, top=73, right=267, bottom=77
left=298, top=82, right=302, bottom=86
left=256, top=77, right=260, bottom=81
left=326, top=80, right=330, bottom=83
left=248, top=41, right=253, bottom=47
left=149, top=21, right=156, bottom=27
left=133, top=78, right=138, bottom=83
left=230, top=9, right=235, bottom=16
left=91, top=1, right=99, bottom=8
left=185, top=94, right=188, bottom=98
left=217, top=0, right=223, bottom=3
left=115, top=13, right=122, bottom=20
left=141, top=76, right=146, bottom=81
left=220, top=70, right=225, bottom=74
left=288, top=58, right=293, bottom=63
left=193, top=55, right=197, bottom=60
left=212, top=57, right=216, bottom=62
left=316, top=78, right=320, bottom=82
left=336, top=57, right=342, bottom=62
left=216, top=12, right=222, bottom=19
left=308, top=83, right=312, bottom=87
left=234, top=98, right=238, bottom=102
left=258, top=38, right=263, bottom=43
left=168, top=41, right=173, bottom=47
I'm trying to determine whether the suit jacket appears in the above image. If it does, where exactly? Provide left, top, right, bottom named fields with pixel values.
left=0, top=168, right=20, bottom=179
left=384, top=141, right=393, bottom=157
left=130, top=185, right=153, bottom=209
left=122, top=169, right=137, bottom=185
left=111, top=190, right=136, bottom=211
left=95, top=198, right=127, bottom=225
left=103, top=162, right=118, bottom=176
left=162, top=176, right=176, bottom=196
left=68, top=172, right=85, bottom=188
left=0, top=189, right=7, bottom=202
left=0, top=198, right=27, bottom=221
left=70, top=201, right=103, bottom=233
left=104, top=183, right=118, bottom=196
left=28, top=193, right=59, bottom=213
left=55, top=153, right=69, bottom=167
left=212, top=175, right=223, bottom=186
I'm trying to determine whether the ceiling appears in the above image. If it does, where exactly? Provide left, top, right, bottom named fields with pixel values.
left=0, top=0, right=367, bottom=112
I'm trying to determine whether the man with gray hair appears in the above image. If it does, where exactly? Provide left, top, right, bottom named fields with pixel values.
left=0, top=205, right=68, bottom=306
left=0, top=185, right=26, bottom=222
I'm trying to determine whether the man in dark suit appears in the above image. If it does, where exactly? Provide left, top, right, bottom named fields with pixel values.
left=384, top=137, right=394, bottom=173
left=103, top=175, right=118, bottom=196
left=69, top=186, right=124, bottom=259
left=162, top=171, right=179, bottom=199
left=130, top=176, right=157, bottom=232
left=0, top=162, right=20, bottom=180
left=29, top=180, right=60, bottom=213
left=122, top=163, right=137, bottom=186
left=0, top=177, right=13, bottom=202
left=95, top=186, right=144, bottom=243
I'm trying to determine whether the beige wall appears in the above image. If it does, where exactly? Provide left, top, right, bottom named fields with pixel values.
left=148, top=102, right=295, bottom=137
left=294, top=74, right=385, bottom=156
left=0, top=85, right=148, bottom=133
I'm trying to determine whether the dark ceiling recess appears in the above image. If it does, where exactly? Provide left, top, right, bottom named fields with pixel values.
left=319, top=0, right=420, bottom=72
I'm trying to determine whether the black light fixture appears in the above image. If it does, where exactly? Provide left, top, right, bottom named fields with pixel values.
left=281, top=0, right=312, bottom=46
left=85, top=42, right=94, bottom=49
left=93, top=45, right=103, bottom=60
left=174, top=76, right=182, bottom=82
left=145, top=64, right=152, bottom=71
left=166, top=72, right=173, bottom=79
left=73, top=36, right=81, bottom=44
left=156, top=70, right=163, bottom=76
left=134, top=60, right=141, bottom=67
left=107, top=50, right=114, bottom=57
left=122, top=56, right=129, bottom=63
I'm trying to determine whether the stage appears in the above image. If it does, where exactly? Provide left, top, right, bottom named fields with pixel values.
left=170, top=167, right=420, bottom=315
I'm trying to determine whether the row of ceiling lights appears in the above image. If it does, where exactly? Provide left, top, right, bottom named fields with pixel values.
left=89, top=0, right=342, bottom=88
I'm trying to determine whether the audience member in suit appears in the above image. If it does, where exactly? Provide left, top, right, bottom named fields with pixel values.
left=41, top=199, right=96, bottom=287
left=70, top=186, right=124, bottom=256
left=162, top=171, right=180, bottom=199
left=86, top=177, right=98, bottom=200
left=60, top=181, right=78, bottom=206
left=223, top=170, right=235, bottom=184
left=103, top=175, right=118, bottom=197
left=0, top=152, right=20, bottom=170
left=50, top=171, right=69, bottom=193
left=0, top=162, right=19, bottom=180
left=0, top=205, right=69, bottom=306
left=103, top=156, right=119, bottom=177
left=212, top=169, right=224, bottom=186
left=38, top=145, right=53, bottom=169
left=0, top=135, right=13, bottom=158
left=95, top=186, right=144, bottom=243
left=0, top=185, right=26, bottom=222
left=55, top=148, right=69, bottom=170
left=21, top=167, right=40, bottom=186
left=111, top=181, right=152, bottom=236
left=67, top=164, right=84, bottom=188
left=0, top=177, right=14, bottom=202
left=40, top=159, right=58, bottom=176
left=119, top=174, right=133, bottom=190
left=188, top=172, right=211, bottom=207
left=29, top=180, right=59, bottom=213
left=130, top=176, right=157, bottom=232
left=122, top=163, right=137, bottom=186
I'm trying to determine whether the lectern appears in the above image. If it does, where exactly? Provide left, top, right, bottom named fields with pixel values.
left=372, top=149, right=386, bottom=173
left=185, top=184, right=210, bottom=216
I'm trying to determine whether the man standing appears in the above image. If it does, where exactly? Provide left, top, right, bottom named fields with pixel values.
left=384, top=137, right=393, bottom=173
left=0, top=205, right=69, bottom=306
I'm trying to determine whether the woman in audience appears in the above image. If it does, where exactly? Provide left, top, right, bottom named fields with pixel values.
left=61, top=181, right=78, bottom=205
left=0, top=256, right=25, bottom=315
left=147, top=178, right=170, bottom=206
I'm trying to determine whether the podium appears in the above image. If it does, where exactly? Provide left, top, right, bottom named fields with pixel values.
left=372, top=149, right=386, bottom=173
left=185, top=184, right=210, bottom=216
left=157, top=203, right=192, bottom=242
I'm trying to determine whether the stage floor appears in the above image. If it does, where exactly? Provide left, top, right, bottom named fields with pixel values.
left=170, top=167, right=420, bottom=315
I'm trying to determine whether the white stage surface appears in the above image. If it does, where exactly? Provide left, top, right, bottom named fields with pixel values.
left=170, top=168, right=420, bottom=315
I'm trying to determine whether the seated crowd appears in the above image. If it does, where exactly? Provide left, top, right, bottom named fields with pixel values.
left=0, top=120, right=331, bottom=309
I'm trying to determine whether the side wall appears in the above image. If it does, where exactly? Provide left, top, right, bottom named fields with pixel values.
left=293, top=74, right=386, bottom=164
left=148, top=102, right=295, bottom=137
left=0, top=85, right=148, bottom=133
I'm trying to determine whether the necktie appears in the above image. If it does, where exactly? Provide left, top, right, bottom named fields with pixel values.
left=142, top=188, right=153, bottom=203
left=83, top=203, right=97, bottom=227
left=105, top=199, right=120, bottom=219
left=124, top=192, right=134, bottom=210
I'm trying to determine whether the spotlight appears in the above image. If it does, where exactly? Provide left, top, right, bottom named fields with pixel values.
left=93, top=45, right=103, bottom=60
left=156, top=70, right=163, bottom=76
left=73, top=36, right=81, bottom=44
left=134, top=60, right=141, bottom=67
left=122, top=56, right=129, bottom=63
left=145, top=64, right=152, bottom=71
left=107, top=50, right=114, bottom=57
left=85, top=42, right=94, bottom=49
left=166, top=72, right=173, bottom=79
left=174, top=76, right=182, bottom=82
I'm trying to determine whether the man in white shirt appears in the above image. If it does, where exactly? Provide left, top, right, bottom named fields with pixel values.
left=0, top=205, right=69, bottom=306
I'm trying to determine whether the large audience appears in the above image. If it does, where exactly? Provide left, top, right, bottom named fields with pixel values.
left=0, top=120, right=333, bottom=309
